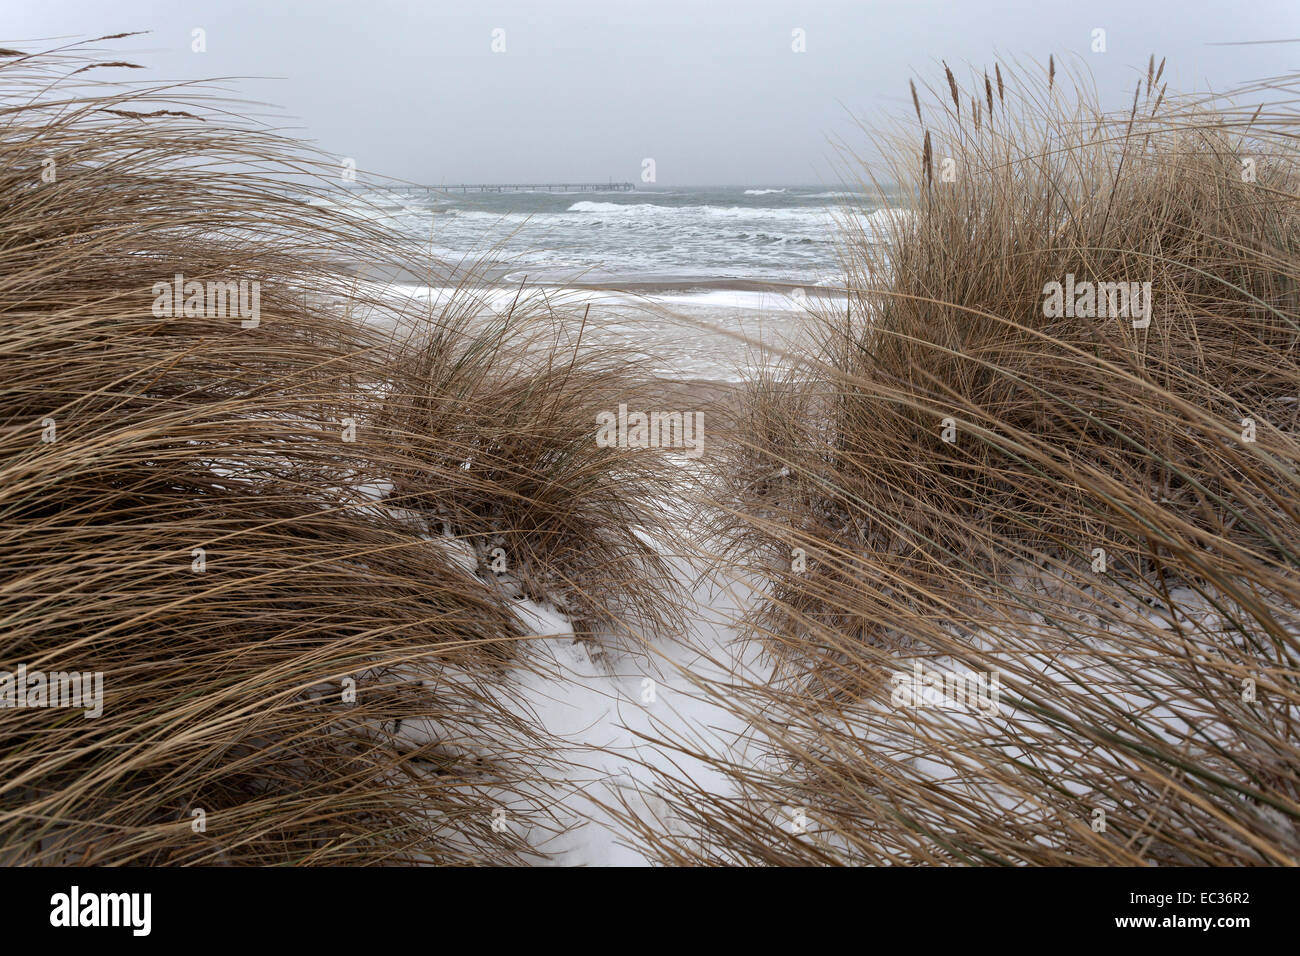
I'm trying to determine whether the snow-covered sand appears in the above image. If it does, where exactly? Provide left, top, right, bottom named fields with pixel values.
left=498, top=555, right=768, bottom=865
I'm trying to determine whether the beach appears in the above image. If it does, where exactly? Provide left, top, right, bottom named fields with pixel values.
left=339, top=185, right=867, bottom=382
left=7, top=22, right=1299, bottom=882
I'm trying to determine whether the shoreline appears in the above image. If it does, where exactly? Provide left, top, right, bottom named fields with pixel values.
left=339, top=260, right=844, bottom=298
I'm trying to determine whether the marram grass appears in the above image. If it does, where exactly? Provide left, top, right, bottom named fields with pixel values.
left=0, top=36, right=679, bottom=865
left=644, top=58, right=1300, bottom=866
left=5, top=36, right=1298, bottom=867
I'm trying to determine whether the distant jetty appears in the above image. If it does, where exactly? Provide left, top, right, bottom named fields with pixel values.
left=389, top=182, right=637, bottom=194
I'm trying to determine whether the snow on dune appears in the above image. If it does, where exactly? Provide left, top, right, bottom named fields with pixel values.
left=505, top=556, right=764, bottom=865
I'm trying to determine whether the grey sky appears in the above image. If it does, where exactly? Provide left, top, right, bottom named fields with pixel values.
left=10, top=0, right=1300, bottom=184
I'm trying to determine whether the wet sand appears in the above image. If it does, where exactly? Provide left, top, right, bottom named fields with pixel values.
left=338, top=259, right=843, bottom=298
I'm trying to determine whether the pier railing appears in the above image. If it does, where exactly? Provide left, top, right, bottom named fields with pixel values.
left=388, top=182, right=636, bottom=193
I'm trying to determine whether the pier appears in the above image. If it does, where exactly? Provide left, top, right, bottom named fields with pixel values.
left=388, top=182, right=636, bottom=194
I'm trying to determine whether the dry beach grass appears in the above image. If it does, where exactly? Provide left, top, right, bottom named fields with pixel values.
left=644, top=57, right=1300, bottom=865
left=0, top=36, right=679, bottom=864
left=3, top=35, right=1297, bottom=867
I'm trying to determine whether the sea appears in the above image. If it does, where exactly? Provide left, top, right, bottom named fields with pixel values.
left=329, top=185, right=897, bottom=381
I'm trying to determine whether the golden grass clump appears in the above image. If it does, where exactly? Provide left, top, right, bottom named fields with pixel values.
left=0, top=37, right=675, bottom=864
left=378, top=295, right=683, bottom=642
left=659, top=58, right=1300, bottom=865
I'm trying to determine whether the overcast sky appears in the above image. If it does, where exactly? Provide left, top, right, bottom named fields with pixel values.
left=10, top=0, right=1300, bottom=184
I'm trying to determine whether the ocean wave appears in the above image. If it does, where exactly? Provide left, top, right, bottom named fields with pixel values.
left=852, top=207, right=914, bottom=232
left=566, top=201, right=666, bottom=213
left=738, top=231, right=824, bottom=245
left=566, top=200, right=835, bottom=222
left=743, top=188, right=786, bottom=195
